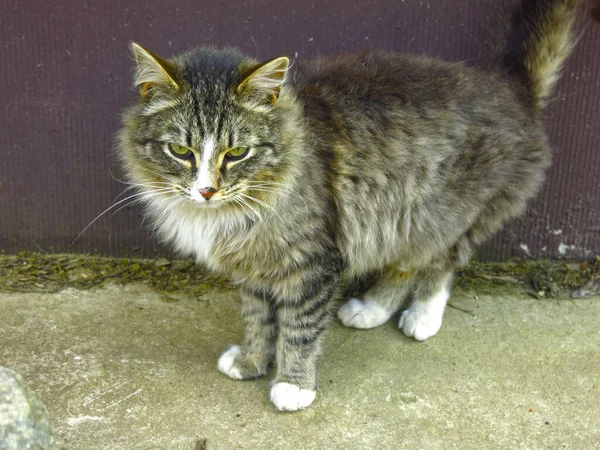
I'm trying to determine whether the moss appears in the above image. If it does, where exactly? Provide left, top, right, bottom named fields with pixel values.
left=0, top=252, right=598, bottom=299
left=0, top=252, right=230, bottom=297
left=455, top=257, right=600, bottom=298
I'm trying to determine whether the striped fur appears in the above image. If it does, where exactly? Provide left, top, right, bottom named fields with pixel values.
left=505, top=0, right=584, bottom=109
left=118, top=2, right=583, bottom=411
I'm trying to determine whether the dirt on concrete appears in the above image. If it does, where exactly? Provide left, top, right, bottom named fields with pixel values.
left=1, top=255, right=599, bottom=449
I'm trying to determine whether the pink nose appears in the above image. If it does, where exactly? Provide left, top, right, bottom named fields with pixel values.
left=198, top=187, right=217, bottom=200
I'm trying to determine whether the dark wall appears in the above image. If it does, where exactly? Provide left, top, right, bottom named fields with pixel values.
left=1, top=0, right=599, bottom=260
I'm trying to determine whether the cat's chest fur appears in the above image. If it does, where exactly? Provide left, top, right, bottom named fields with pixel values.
left=159, top=210, right=218, bottom=263
left=151, top=194, right=330, bottom=286
left=152, top=201, right=242, bottom=268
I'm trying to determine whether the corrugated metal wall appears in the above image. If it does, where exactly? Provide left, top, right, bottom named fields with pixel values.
left=1, top=0, right=599, bottom=260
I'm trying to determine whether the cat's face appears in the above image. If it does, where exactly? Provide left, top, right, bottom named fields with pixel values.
left=119, top=44, right=292, bottom=217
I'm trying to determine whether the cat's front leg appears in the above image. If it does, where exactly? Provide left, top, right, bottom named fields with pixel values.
left=218, top=287, right=276, bottom=380
left=270, top=273, right=339, bottom=411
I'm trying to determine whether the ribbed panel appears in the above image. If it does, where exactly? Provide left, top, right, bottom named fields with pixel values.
left=1, top=0, right=598, bottom=260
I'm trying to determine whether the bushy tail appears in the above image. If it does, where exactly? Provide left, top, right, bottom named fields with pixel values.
left=505, top=0, right=584, bottom=109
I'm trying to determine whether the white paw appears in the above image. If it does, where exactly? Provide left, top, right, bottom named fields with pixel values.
left=398, top=306, right=442, bottom=341
left=217, top=345, right=243, bottom=380
left=338, top=298, right=394, bottom=329
left=270, top=382, right=316, bottom=411
left=398, top=287, right=449, bottom=341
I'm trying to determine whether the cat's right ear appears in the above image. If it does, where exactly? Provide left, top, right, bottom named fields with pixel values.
left=130, top=43, right=179, bottom=98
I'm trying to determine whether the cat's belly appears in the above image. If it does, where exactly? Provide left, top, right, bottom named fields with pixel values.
left=340, top=222, right=447, bottom=277
left=337, top=199, right=475, bottom=277
left=338, top=212, right=412, bottom=276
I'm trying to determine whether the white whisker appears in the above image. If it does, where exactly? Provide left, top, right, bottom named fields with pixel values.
left=238, top=192, right=284, bottom=223
left=245, top=186, right=284, bottom=195
left=137, top=166, right=180, bottom=184
left=245, top=181, right=287, bottom=189
left=151, top=195, right=185, bottom=237
left=112, top=189, right=178, bottom=215
left=237, top=192, right=271, bottom=210
left=72, top=188, right=174, bottom=244
left=235, top=195, right=262, bottom=221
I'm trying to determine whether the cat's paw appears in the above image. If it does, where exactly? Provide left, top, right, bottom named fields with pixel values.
left=218, top=345, right=270, bottom=380
left=337, top=298, right=394, bottom=329
left=398, top=304, right=443, bottom=341
left=270, top=382, right=316, bottom=411
left=217, top=345, right=244, bottom=380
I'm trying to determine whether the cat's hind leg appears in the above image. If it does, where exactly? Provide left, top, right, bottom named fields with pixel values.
left=398, top=269, right=452, bottom=341
left=218, top=287, right=276, bottom=380
left=338, top=267, right=415, bottom=329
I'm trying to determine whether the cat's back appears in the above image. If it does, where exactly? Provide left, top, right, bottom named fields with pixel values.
left=290, top=49, right=526, bottom=119
left=288, top=50, right=548, bottom=275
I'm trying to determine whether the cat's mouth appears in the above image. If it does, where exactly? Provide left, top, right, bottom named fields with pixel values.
left=186, top=186, right=274, bottom=221
left=187, top=188, right=245, bottom=212
left=189, top=187, right=224, bottom=205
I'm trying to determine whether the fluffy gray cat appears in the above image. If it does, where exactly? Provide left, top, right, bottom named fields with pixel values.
left=119, top=0, right=583, bottom=411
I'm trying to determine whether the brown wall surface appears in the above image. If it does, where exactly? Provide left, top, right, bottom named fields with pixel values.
left=1, top=0, right=599, bottom=260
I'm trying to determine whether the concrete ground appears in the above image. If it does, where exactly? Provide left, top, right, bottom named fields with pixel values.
left=1, top=280, right=599, bottom=449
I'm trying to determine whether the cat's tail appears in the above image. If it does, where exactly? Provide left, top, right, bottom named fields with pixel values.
left=504, top=0, right=584, bottom=110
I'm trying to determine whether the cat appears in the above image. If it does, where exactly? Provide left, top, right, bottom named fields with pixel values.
left=118, top=0, right=583, bottom=411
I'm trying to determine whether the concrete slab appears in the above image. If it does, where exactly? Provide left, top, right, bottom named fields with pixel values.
left=1, top=281, right=599, bottom=449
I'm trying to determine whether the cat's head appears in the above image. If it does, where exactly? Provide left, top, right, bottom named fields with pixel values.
left=119, top=43, right=298, bottom=220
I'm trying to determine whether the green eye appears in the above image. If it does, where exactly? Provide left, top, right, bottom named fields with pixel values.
left=168, top=143, right=192, bottom=158
left=226, top=147, right=250, bottom=161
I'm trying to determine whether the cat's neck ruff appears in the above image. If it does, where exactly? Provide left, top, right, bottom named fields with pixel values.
left=146, top=194, right=248, bottom=266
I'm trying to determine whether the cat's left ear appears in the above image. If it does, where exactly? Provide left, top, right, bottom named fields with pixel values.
left=237, top=56, right=290, bottom=107
left=131, top=42, right=179, bottom=98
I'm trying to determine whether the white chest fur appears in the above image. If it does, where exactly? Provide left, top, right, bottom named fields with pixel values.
left=147, top=196, right=236, bottom=265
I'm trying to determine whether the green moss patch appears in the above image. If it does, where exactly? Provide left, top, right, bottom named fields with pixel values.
left=455, top=258, right=600, bottom=298
left=0, top=252, right=598, bottom=299
left=0, top=252, right=230, bottom=297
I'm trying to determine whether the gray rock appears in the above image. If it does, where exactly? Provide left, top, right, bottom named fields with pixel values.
left=0, top=367, right=53, bottom=450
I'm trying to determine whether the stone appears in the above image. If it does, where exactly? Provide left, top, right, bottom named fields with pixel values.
left=0, top=367, right=53, bottom=450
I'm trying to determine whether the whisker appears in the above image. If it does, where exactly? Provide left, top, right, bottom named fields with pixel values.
left=241, top=192, right=286, bottom=224
left=137, top=166, right=180, bottom=184
left=112, top=182, right=175, bottom=202
left=111, top=188, right=178, bottom=215
left=245, top=187, right=284, bottom=195
left=118, top=180, right=173, bottom=189
left=237, top=192, right=272, bottom=210
left=72, top=188, right=174, bottom=245
left=250, top=182, right=308, bottom=212
left=245, top=191, right=288, bottom=223
left=151, top=195, right=185, bottom=237
left=108, top=166, right=131, bottom=186
left=245, top=181, right=287, bottom=188
left=230, top=196, right=249, bottom=217
left=235, top=195, right=262, bottom=221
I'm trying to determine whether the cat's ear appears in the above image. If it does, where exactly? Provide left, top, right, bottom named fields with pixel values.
left=131, top=42, right=179, bottom=98
left=237, top=56, right=290, bottom=106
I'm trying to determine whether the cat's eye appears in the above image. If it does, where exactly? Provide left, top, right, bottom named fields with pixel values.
left=225, top=147, right=250, bottom=161
left=168, top=143, right=193, bottom=158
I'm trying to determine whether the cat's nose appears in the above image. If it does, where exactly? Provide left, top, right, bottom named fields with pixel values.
left=198, top=186, right=217, bottom=200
